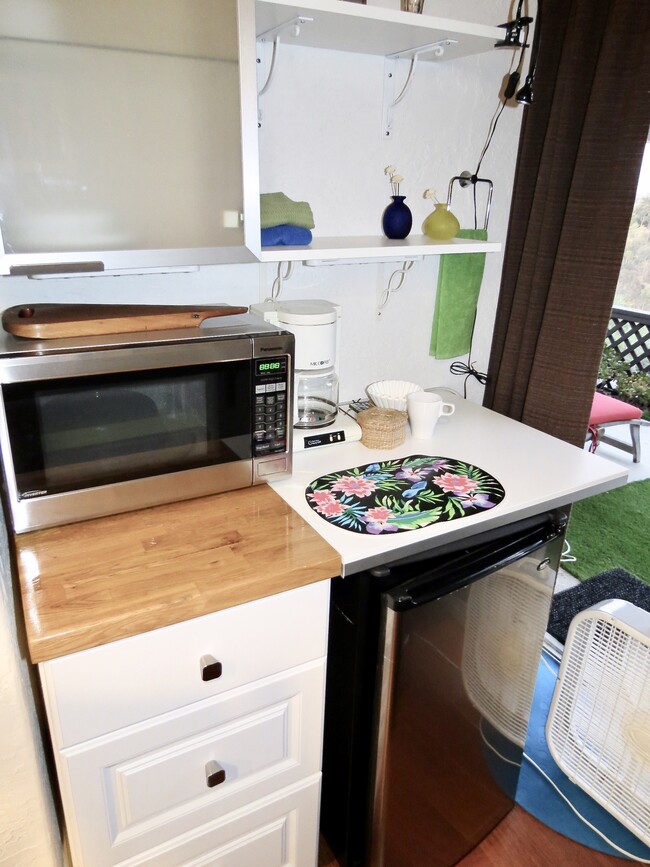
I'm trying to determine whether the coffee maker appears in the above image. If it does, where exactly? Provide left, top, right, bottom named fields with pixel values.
left=250, top=299, right=361, bottom=449
left=250, top=299, right=340, bottom=428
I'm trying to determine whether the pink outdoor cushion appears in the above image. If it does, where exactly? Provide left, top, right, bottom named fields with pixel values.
left=589, top=392, right=643, bottom=425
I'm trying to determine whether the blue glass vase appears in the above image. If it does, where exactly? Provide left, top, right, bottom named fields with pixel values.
left=382, top=195, right=412, bottom=240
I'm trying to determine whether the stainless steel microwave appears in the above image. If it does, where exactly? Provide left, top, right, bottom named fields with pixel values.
left=0, top=315, right=293, bottom=533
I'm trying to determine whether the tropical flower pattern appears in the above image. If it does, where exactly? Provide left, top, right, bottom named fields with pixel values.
left=305, top=455, right=505, bottom=534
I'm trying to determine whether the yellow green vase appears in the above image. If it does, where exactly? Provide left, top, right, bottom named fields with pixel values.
left=422, top=203, right=460, bottom=241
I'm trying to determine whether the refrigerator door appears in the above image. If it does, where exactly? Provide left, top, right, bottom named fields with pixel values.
left=369, top=532, right=563, bottom=867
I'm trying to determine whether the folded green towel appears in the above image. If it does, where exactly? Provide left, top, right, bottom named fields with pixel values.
left=260, top=192, right=315, bottom=230
left=429, top=229, right=487, bottom=359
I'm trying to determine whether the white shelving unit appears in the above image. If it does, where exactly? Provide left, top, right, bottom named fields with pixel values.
left=255, top=0, right=503, bottom=58
left=258, top=233, right=500, bottom=262
left=245, top=0, right=505, bottom=262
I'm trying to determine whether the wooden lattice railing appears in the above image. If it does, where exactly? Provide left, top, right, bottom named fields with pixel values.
left=605, top=307, right=650, bottom=373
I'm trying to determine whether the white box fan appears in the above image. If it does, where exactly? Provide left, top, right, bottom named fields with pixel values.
left=546, top=599, right=650, bottom=848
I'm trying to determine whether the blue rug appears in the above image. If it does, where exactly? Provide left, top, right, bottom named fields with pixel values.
left=515, top=653, right=650, bottom=861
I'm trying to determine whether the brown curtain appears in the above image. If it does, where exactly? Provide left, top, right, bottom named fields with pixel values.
left=484, top=0, right=650, bottom=447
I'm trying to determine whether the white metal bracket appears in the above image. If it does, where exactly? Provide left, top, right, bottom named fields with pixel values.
left=377, top=260, right=417, bottom=316
left=382, top=40, right=458, bottom=138
left=256, top=16, right=314, bottom=126
left=265, top=260, right=294, bottom=301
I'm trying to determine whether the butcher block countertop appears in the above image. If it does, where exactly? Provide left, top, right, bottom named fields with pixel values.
left=15, top=485, right=341, bottom=664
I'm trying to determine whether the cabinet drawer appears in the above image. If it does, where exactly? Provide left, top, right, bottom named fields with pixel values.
left=41, top=580, right=329, bottom=747
left=132, top=777, right=320, bottom=867
left=58, top=661, right=325, bottom=867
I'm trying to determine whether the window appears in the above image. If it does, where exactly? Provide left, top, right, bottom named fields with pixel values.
left=614, top=136, right=650, bottom=312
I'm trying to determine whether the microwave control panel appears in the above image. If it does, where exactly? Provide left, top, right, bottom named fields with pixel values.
left=253, top=356, right=289, bottom=456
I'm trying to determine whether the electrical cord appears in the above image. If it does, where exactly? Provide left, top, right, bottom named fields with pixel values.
left=449, top=11, right=532, bottom=386
left=449, top=312, right=488, bottom=398
left=471, top=6, right=530, bottom=219
left=474, top=100, right=507, bottom=180
left=522, top=753, right=650, bottom=864
left=561, top=539, right=576, bottom=564
left=474, top=29, right=525, bottom=179
left=450, top=361, right=488, bottom=398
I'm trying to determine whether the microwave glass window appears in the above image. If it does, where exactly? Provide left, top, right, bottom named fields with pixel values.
left=3, top=362, right=251, bottom=497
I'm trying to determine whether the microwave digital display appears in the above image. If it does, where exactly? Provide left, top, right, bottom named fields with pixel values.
left=255, top=357, right=286, bottom=375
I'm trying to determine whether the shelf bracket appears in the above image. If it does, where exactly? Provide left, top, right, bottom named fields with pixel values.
left=256, top=16, right=314, bottom=126
left=382, top=39, right=458, bottom=138
left=377, top=260, right=416, bottom=316
left=265, top=260, right=294, bottom=301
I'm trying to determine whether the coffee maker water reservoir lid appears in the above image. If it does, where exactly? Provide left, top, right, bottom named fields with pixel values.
left=249, top=300, right=340, bottom=370
left=272, top=299, right=339, bottom=326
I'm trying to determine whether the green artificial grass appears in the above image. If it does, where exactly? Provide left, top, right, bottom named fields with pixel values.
left=564, top=478, right=650, bottom=585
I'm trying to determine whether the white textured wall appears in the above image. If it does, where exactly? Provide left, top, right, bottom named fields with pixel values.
left=257, top=37, right=524, bottom=403
left=0, top=2, right=526, bottom=860
left=0, top=522, right=64, bottom=867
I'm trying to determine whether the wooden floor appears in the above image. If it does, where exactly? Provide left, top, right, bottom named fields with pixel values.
left=318, top=806, right=630, bottom=866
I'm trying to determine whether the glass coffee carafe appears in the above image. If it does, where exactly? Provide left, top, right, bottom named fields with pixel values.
left=295, top=367, right=339, bottom=429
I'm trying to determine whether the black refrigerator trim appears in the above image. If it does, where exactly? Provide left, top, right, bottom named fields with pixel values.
left=388, top=515, right=566, bottom=611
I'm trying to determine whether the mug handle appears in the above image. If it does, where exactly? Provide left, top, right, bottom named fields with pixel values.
left=441, top=403, right=455, bottom=416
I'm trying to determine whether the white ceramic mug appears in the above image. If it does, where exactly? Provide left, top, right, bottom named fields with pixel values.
left=406, top=391, right=455, bottom=438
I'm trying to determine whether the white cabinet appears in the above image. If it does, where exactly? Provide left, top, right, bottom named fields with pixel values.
left=1, top=0, right=506, bottom=275
left=39, top=581, right=330, bottom=867
left=0, top=0, right=255, bottom=276
left=239, top=0, right=505, bottom=262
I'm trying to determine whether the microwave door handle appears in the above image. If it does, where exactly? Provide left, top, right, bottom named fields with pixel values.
left=387, top=525, right=562, bottom=612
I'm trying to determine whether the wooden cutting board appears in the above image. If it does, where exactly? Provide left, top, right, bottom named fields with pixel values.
left=2, top=304, right=249, bottom=339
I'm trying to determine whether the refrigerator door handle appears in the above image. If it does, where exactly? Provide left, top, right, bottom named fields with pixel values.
left=389, top=524, right=563, bottom=611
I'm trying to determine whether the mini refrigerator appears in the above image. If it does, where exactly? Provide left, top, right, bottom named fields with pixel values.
left=320, top=512, right=566, bottom=867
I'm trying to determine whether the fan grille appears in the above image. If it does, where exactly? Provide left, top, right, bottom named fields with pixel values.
left=462, top=567, right=552, bottom=747
left=547, top=610, right=650, bottom=847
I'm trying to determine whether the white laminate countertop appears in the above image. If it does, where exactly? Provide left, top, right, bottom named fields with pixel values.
left=270, top=396, right=628, bottom=575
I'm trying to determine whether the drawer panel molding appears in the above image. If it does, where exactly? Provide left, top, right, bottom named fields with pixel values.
left=57, top=662, right=324, bottom=866
left=119, top=777, right=321, bottom=867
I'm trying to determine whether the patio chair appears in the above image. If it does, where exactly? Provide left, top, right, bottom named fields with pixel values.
left=587, top=391, right=649, bottom=463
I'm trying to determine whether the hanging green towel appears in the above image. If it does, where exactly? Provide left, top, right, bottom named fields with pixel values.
left=429, top=228, right=488, bottom=359
left=260, top=192, right=315, bottom=230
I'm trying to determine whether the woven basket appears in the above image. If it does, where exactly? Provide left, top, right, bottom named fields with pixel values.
left=357, top=407, right=407, bottom=449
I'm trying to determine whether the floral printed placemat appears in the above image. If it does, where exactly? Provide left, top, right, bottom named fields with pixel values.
left=305, top=455, right=505, bottom=534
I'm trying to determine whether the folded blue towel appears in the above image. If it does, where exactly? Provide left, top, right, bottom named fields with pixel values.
left=261, top=225, right=313, bottom=247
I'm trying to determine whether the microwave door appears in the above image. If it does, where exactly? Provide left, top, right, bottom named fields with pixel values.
left=5, top=362, right=252, bottom=498
left=37, top=387, right=216, bottom=492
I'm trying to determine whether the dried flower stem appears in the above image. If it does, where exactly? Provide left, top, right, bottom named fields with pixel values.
left=384, top=165, right=404, bottom=197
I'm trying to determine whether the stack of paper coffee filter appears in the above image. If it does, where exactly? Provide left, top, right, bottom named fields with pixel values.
left=366, top=379, right=422, bottom=412
left=360, top=380, right=421, bottom=448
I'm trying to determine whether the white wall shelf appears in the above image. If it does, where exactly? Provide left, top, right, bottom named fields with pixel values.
left=241, top=0, right=506, bottom=264
left=255, top=0, right=503, bottom=60
left=259, top=234, right=501, bottom=262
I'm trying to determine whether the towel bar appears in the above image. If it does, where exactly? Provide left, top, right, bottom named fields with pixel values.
left=448, top=173, right=494, bottom=231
